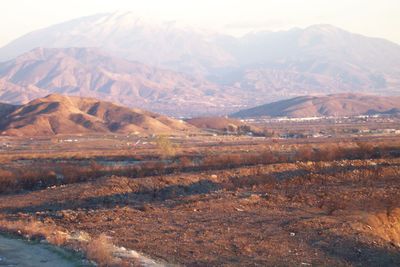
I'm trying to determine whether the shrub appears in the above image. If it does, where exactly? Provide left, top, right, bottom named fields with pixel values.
left=155, top=135, right=177, bottom=158
left=296, top=147, right=314, bottom=161
left=356, top=142, right=374, bottom=159
left=86, top=234, right=116, bottom=266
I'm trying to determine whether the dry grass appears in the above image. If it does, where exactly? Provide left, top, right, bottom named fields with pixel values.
left=86, top=234, right=116, bottom=267
left=0, top=153, right=399, bottom=266
left=363, top=207, right=400, bottom=246
left=0, top=219, right=66, bottom=244
left=0, top=218, right=131, bottom=266
left=0, top=140, right=399, bottom=194
left=155, top=135, right=177, bottom=158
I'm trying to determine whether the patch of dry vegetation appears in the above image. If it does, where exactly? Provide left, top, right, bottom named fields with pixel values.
left=0, top=217, right=131, bottom=266
left=0, top=219, right=65, bottom=243
left=155, top=135, right=177, bottom=158
left=0, top=140, right=399, bottom=194
left=86, top=234, right=117, bottom=266
left=364, top=208, right=400, bottom=247
left=0, top=153, right=399, bottom=266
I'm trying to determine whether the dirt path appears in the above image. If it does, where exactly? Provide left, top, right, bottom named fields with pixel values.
left=0, top=235, right=90, bottom=267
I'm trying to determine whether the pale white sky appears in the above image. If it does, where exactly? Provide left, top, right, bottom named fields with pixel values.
left=2, top=0, right=400, bottom=46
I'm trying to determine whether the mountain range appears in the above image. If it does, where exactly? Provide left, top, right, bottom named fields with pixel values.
left=0, top=94, right=195, bottom=136
left=1, top=12, right=400, bottom=116
left=0, top=47, right=243, bottom=116
left=231, top=94, right=400, bottom=118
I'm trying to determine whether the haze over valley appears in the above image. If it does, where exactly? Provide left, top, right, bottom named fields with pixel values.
left=1, top=12, right=400, bottom=116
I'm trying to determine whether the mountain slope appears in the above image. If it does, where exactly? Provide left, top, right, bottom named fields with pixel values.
left=1, top=13, right=400, bottom=114
left=0, top=47, right=241, bottom=116
left=0, top=94, right=196, bottom=136
left=0, top=102, right=16, bottom=118
left=0, top=12, right=235, bottom=75
left=231, top=94, right=400, bottom=118
left=2, top=13, right=400, bottom=92
left=214, top=24, right=400, bottom=95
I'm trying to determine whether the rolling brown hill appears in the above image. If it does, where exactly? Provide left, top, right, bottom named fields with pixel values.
left=0, top=94, right=196, bottom=136
left=232, top=94, right=400, bottom=118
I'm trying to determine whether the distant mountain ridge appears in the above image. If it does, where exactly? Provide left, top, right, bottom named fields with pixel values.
left=213, top=24, right=400, bottom=96
left=0, top=47, right=244, bottom=116
left=0, top=94, right=196, bottom=136
left=0, top=12, right=236, bottom=76
left=1, top=13, right=400, bottom=115
left=231, top=94, right=400, bottom=118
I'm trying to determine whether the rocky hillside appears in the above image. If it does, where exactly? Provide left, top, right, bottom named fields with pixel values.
left=0, top=94, right=196, bottom=136
left=1, top=13, right=400, bottom=114
left=0, top=47, right=242, bottom=116
left=232, top=94, right=400, bottom=118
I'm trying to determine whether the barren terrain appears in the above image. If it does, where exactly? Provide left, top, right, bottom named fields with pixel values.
left=0, top=94, right=196, bottom=136
left=0, top=129, right=399, bottom=266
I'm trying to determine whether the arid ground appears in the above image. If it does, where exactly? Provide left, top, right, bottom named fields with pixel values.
left=0, top=132, right=399, bottom=266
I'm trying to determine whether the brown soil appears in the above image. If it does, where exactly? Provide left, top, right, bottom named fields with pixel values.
left=1, top=156, right=399, bottom=266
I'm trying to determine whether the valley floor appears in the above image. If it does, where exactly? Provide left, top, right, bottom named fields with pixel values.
left=0, top=135, right=399, bottom=266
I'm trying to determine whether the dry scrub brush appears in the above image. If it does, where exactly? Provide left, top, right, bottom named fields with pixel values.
left=0, top=218, right=130, bottom=266
left=86, top=234, right=117, bottom=266
left=364, top=207, right=400, bottom=247
left=0, top=140, right=398, bottom=194
left=0, top=219, right=67, bottom=245
left=155, top=135, right=177, bottom=158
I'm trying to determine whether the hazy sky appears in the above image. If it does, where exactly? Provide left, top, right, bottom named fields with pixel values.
left=2, top=0, right=400, bottom=46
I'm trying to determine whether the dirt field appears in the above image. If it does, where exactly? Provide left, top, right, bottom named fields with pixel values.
left=0, top=134, right=399, bottom=266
